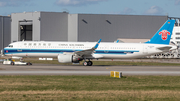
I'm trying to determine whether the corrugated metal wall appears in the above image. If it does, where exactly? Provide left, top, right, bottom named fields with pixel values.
left=78, top=14, right=168, bottom=42
left=0, top=16, right=11, bottom=51
left=40, top=12, right=68, bottom=41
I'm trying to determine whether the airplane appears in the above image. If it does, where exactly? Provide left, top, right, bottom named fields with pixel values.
left=2, top=19, right=175, bottom=66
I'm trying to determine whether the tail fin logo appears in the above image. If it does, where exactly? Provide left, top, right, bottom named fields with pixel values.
left=159, top=30, right=170, bottom=40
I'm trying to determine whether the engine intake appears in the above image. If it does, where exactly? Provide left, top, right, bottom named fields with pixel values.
left=57, top=54, right=83, bottom=63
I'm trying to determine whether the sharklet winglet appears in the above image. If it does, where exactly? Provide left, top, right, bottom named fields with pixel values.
left=93, top=39, right=101, bottom=49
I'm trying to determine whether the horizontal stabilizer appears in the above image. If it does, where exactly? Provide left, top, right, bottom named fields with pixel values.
left=156, top=46, right=172, bottom=52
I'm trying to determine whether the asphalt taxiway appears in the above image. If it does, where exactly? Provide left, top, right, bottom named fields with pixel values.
left=0, top=63, right=180, bottom=76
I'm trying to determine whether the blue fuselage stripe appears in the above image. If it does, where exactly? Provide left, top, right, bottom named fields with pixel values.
left=4, top=48, right=139, bottom=55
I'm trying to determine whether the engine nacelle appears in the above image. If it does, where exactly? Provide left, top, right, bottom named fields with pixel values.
left=57, top=54, right=83, bottom=63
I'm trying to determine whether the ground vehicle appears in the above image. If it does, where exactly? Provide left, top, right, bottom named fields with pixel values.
left=3, top=59, right=32, bottom=65
left=3, top=59, right=13, bottom=65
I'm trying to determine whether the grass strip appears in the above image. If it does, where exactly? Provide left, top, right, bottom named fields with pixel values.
left=0, top=90, right=180, bottom=101
left=0, top=75, right=180, bottom=101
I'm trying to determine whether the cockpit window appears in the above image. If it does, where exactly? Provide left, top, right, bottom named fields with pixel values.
left=8, top=45, right=13, bottom=47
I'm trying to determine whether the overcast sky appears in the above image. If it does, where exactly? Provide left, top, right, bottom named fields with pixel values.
left=0, top=0, right=180, bottom=17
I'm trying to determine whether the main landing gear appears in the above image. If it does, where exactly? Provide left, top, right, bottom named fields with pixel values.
left=83, top=61, right=93, bottom=66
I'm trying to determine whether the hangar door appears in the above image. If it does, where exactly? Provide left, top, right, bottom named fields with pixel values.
left=19, top=21, right=32, bottom=41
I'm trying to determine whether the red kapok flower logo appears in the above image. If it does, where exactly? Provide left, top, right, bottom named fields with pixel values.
left=159, top=30, right=170, bottom=40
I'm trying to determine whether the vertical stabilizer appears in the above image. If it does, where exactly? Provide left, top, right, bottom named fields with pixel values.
left=146, top=20, right=175, bottom=45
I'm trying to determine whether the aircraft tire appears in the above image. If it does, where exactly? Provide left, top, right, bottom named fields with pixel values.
left=87, top=61, right=93, bottom=66
left=11, top=62, right=14, bottom=65
left=27, top=62, right=32, bottom=65
left=83, top=61, right=88, bottom=66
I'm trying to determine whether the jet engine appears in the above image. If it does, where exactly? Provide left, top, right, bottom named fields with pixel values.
left=57, top=54, right=83, bottom=63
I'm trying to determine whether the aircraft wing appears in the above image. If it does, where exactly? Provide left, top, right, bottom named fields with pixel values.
left=74, top=39, right=101, bottom=57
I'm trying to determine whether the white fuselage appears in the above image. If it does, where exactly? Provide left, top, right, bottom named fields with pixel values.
left=3, top=41, right=171, bottom=59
